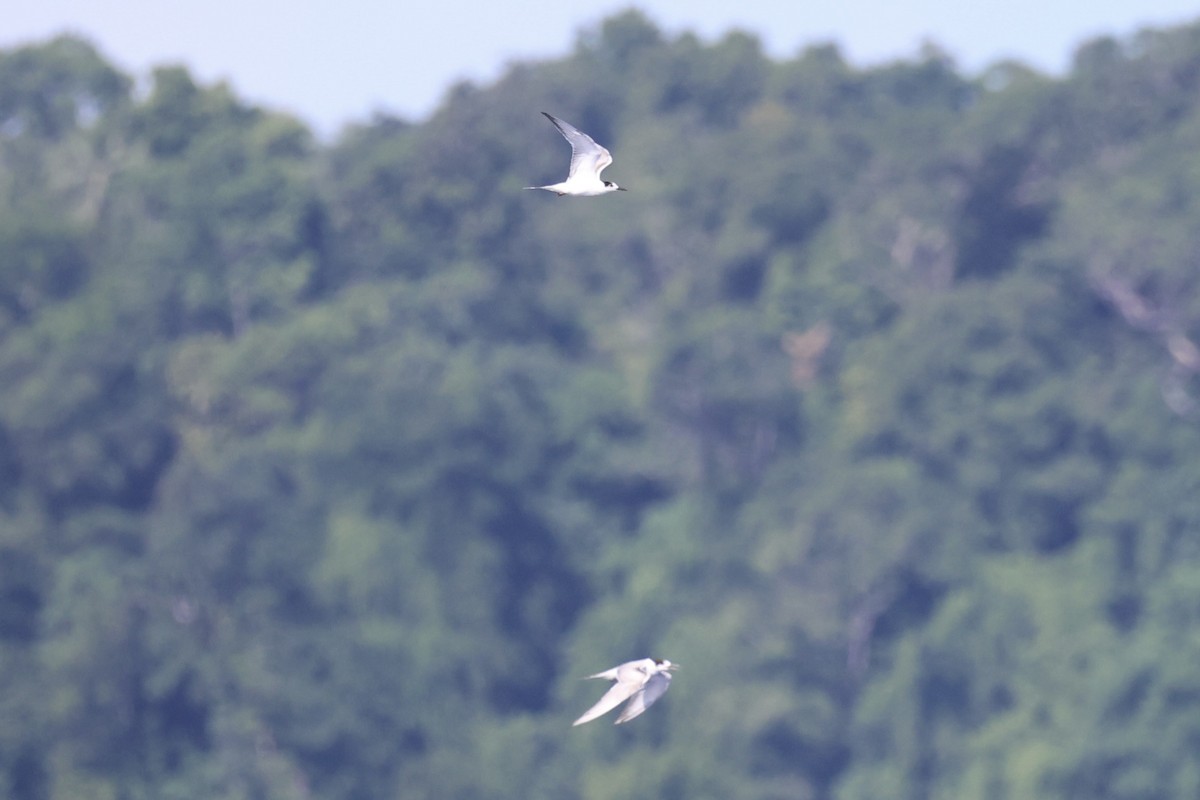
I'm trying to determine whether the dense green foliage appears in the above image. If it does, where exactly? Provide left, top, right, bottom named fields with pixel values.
left=3, top=14, right=1200, bottom=799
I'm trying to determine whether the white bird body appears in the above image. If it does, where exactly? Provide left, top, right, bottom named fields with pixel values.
left=526, top=112, right=626, bottom=196
left=572, top=658, right=677, bottom=726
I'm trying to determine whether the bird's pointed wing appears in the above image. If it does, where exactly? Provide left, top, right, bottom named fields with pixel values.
left=542, top=112, right=613, bottom=180
left=614, top=672, right=671, bottom=724
left=573, top=671, right=647, bottom=726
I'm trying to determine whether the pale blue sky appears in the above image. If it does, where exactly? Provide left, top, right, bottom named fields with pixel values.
left=4, top=0, right=1198, bottom=136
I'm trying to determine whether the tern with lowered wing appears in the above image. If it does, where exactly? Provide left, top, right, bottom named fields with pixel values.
left=526, top=112, right=627, bottom=197
left=572, top=658, right=677, bottom=726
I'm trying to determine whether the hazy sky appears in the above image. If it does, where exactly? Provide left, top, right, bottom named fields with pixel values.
left=4, top=0, right=1198, bottom=135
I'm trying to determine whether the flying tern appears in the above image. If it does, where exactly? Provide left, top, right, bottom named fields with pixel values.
left=526, top=112, right=627, bottom=197
left=572, top=658, right=678, bottom=726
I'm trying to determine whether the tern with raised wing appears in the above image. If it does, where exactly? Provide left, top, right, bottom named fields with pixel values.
left=526, top=112, right=627, bottom=196
left=572, top=658, right=677, bottom=726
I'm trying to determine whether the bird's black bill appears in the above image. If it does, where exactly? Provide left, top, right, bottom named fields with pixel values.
left=617, top=187, right=628, bottom=191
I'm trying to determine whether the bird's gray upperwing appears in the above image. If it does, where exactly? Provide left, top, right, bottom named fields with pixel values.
left=573, top=676, right=642, bottom=726
left=542, top=112, right=613, bottom=180
left=614, top=671, right=672, bottom=724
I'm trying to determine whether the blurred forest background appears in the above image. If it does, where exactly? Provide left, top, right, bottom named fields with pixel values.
left=3, top=10, right=1200, bottom=799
